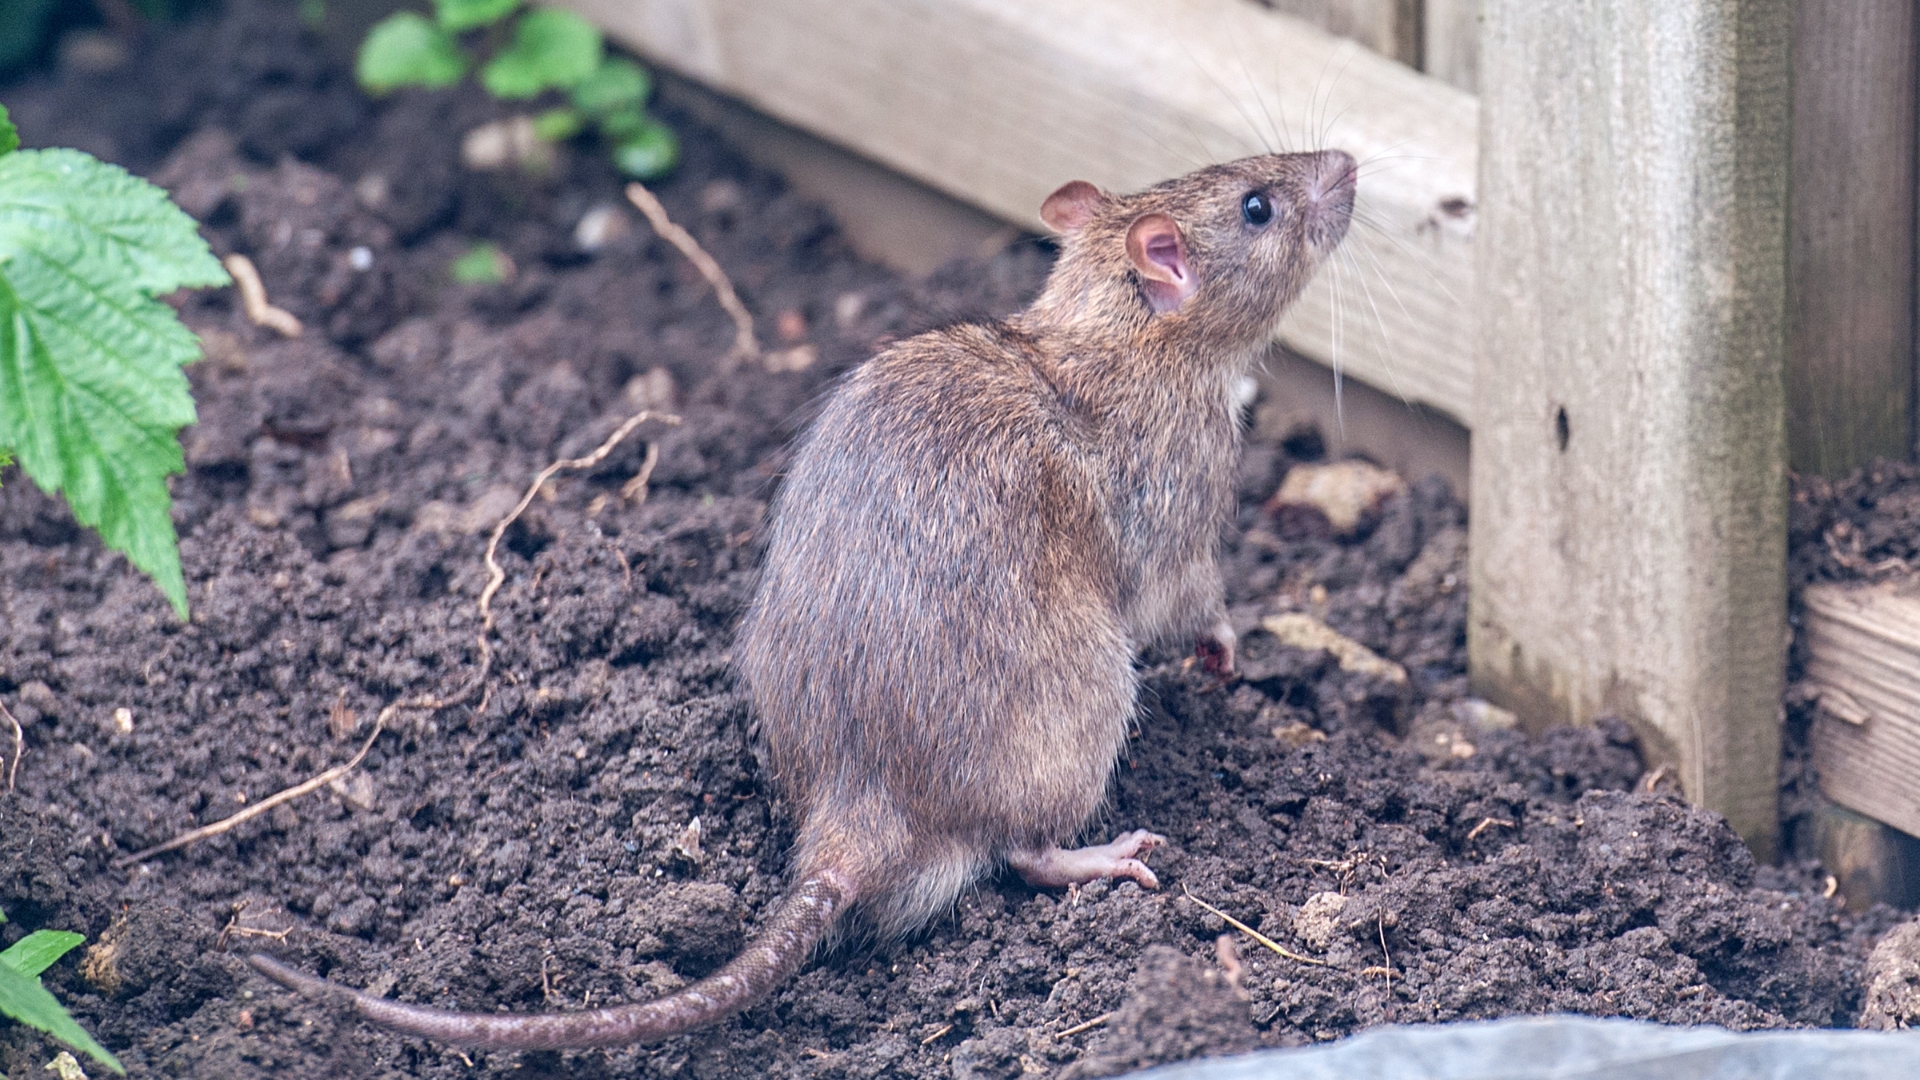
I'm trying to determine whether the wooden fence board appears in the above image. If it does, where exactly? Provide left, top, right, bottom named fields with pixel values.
left=1420, top=0, right=1479, bottom=91
left=1787, top=0, right=1916, bottom=477
left=1803, top=579, right=1920, bottom=842
left=557, top=0, right=1480, bottom=426
left=1260, top=0, right=1420, bottom=67
left=1468, top=0, right=1793, bottom=856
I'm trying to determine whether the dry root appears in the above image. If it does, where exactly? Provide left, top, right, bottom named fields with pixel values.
left=1181, top=884, right=1327, bottom=966
left=224, top=253, right=304, bottom=338
left=2, top=698, right=21, bottom=792
left=626, top=181, right=760, bottom=363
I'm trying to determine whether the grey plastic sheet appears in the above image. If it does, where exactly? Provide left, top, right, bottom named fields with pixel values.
left=1126, top=1016, right=1920, bottom=1080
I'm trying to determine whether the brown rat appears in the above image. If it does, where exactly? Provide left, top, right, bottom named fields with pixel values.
left=250, top=148, right=1356, bottom=1049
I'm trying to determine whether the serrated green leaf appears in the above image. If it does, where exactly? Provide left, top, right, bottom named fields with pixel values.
left=613, top=121, right=678, bottom=179
left=570, top=57, right=649, bottom=115
left=532, top=107, right=584, bottom=142
left=357, top=11, right=467, bottom=94
left=0, top=148, right=230, bottom=618
left=0, top=104, right=18, bottom=157
left=434, top=0, right=520, bottom=32
left=480, top=8, right=601, bottom=98
left=0, top=958, right=123, bottom=1074
left=0, top=930, right=84, bottom=978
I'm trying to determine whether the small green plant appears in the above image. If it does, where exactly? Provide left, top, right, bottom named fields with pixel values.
left=0, top=103, right=229, bottom=619
left=450, top=241, right=512, bottom=284
left=0, top=908, right=124, bottom=1074
left=358, top=0, right=678, bottom=179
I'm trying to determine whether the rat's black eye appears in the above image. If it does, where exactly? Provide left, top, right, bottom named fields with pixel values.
left=1241, top=191, right=1273, bottom=226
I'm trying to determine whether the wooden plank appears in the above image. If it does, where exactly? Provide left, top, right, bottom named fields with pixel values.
left=556, top=0, right=1481, bottom=426
left=1261, top=0, right=1420, bottom=67
left=1468, top=0, right=1793, bottom=857
left=1420, top=0, right=1479, bottom=92
left=1803, top=578, right=1920, bottom=841
left=1787, top=0, right=1916, bottom=476
left=1795, top=803, right=1920, bottom=912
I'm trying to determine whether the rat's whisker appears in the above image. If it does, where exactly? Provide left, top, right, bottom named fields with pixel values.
left=1184, top=41, right=1273, bottom=155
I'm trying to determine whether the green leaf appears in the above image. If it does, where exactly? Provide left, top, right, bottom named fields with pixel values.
left=450, top=242, right=510, bottom=284
left=532, top=107, right=585, bottom=142
left=357, top=11, right=467, bottom=94
left=0, top=931, right=83, bottom=979
left=434, top=0, right=520, bottom=32
left=613, top=121, right=679, bottom=179
left=0, top=149, right=230, bottom=619
left=0, top=953, right=123, bottom=1074
left=0, top=104, right=17, bottom=157
left=570, top=57, right=650, bottom=115
left=480, top=8, right=602, bottom=99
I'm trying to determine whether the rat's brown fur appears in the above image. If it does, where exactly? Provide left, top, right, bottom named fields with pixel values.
left=252, top=149, right=1355, bottom=1050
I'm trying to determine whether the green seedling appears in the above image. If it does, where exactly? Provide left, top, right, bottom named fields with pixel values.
left=450, top=241, right=512, bottom=284
left=0, top=908, right=124, bottom=1074
left=357, top=0, right=678, bottom=179
left=0, top=104, right=229, bottom=619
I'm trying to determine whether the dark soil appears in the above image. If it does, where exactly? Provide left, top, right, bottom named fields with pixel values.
left=0, top=5, right=1898, bottom=1077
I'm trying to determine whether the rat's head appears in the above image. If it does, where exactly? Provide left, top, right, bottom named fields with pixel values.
left=1031, top=150, right=1354, bottom=352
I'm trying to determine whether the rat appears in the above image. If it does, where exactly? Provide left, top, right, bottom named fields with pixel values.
left=250, top=147, right=1356, bottom=1050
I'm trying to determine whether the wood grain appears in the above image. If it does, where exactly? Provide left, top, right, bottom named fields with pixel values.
left=1788, top=0, right=1917, bottom=476
left=1804, top=579, right=1920, bottom=841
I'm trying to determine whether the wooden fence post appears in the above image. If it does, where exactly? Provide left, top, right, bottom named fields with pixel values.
left=1788, top=0, right=1916, bottom=476
left=1469, top=0, right=1793, bottom=856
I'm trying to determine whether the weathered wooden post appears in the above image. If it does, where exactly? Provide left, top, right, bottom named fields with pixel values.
left=1470, top=0, right=1793, bottom=856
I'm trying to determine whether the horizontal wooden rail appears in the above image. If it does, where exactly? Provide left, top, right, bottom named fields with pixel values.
left=1804, top=578, right=1920, bottom=840
left=558, top=0, right=1480, bottom=425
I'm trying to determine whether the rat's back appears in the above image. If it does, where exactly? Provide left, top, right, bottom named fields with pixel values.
left=737, top=323, right=1137, bottom=934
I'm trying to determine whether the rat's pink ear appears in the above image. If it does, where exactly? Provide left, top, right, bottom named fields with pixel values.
left=1040, top=181, right=1107, bottom=233
left=1125, top=213, right=1195, bottom=312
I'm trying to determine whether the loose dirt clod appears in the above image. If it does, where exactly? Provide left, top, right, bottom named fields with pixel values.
left=1862, top=917, right=1920, bottom=1029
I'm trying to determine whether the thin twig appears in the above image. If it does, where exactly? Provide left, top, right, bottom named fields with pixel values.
left=223, top=253, right=304, bottom=338
left=1055, top=1013, right=1111, bottom=1039
left=115, top=713, right=387, bottom=867
left=480, top=409, right=681, bottom=631
left=1377, top=914, right=1392, bottom=992
left=1182, top=885, right=1327, bottom=966
left=1, top=698, right=22, bottom=793
left=1465, top=816, right=1515, bottom=842
left=620, top=440, right=662, bottom=503
left=920, top=1023, right=954, bottom=1045
left=625, top=182, right=760, bottom=362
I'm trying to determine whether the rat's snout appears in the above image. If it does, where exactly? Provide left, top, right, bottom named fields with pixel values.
left=1302, top=149, right=1355, bottom=250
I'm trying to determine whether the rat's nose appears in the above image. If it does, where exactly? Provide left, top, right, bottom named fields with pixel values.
left=1305, top=149, right=1355, bottom=248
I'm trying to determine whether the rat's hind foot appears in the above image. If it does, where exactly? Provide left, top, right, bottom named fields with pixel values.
left=1009, top=830, right=1167, bottom=891
left=1195, top=619, right=1236, bottom=679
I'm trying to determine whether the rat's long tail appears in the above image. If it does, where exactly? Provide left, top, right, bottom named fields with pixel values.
left=249, top=872, right=852, bottom=1050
